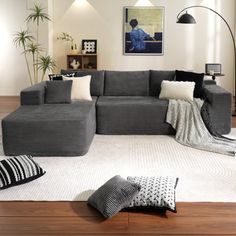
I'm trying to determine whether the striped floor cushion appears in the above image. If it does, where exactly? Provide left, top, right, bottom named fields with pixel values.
left=0, top=155, right=45, bottom=190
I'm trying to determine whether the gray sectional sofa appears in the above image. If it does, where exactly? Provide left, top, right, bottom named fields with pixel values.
left=2, top=70, right=232, bottom=156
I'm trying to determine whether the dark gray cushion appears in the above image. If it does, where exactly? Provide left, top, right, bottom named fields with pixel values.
left=2, top=99, right=97, bottom=156
left=45, top=80, right=72, bottom=104
left=21, top=82, right=46, bottom=105
left=88, top=175, right=141, bottom=218
left=150, top=70, right=175, bottom=96
left=96, top=96, right=175, bottom=135
left=126, top=176, right=178, bottom=213
left=203, top=80, right=216, bottom=86
left=104, top=71, right=150, bottom=96
left=61, top=70, right=104, bottom=96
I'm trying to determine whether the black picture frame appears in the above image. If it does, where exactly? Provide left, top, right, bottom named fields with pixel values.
left=205, top=63, right=222, bottom=75
left=82, top=39, right=97, bottom=54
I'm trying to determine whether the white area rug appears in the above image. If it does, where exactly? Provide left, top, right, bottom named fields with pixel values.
left=0, top=131, right=236, bottom=202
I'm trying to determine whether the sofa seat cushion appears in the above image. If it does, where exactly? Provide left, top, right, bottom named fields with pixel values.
left=96, top=96, right=175, bottom=135
left=2, top=99, right=97, bottom=156
left=104, top=71, right=149, bottom=96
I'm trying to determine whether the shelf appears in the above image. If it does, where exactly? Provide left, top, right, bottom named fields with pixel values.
left=67, top=54, right=97, bottom=70
left=205, top=73, right=225, bottom=81
left=205, top=74, right=225, bottom=77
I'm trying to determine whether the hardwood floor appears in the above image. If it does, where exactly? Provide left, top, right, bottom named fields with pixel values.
left=1, top=96, right=236, bottom=236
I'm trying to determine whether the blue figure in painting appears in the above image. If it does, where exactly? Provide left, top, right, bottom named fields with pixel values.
left=129, top=19, right=151, bottom=52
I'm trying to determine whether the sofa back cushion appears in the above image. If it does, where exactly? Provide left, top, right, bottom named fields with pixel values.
left=61, top=70, right=104, bottom=96
left=150, top=70, right=175, bottom=96
left=104, top=71, right=150, bottom=96
left=175, top=70, right=204, bottom=98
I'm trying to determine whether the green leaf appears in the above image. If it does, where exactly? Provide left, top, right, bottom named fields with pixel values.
left=38, top=55, right=56, bottom=73
left=13, top=30, right=34, bottom=49
left=26, top=4, right=51, bottom=24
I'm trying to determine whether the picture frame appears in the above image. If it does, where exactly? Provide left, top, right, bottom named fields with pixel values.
left=123, top=6, right=165, bottom=56
left=82, top=39, right=97, bottom=54
left=205, top=63, right=222, bottom=75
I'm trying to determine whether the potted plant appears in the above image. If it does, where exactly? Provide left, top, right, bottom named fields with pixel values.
left=13, top=4, right=56, bottom=85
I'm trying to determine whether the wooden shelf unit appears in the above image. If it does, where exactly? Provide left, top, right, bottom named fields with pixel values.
left=67, top=54, right=97, bottom=70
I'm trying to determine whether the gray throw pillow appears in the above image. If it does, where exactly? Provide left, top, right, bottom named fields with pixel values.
left=45, top=80, right=72, bottom=104
left=126, top=176, right=178, bottom=213
left=87, top=175, right=141, bottom=218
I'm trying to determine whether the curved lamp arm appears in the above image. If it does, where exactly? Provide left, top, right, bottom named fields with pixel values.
left=177, top=6, right=236, bottom=53
left=177, top=5, right=236, bottom=115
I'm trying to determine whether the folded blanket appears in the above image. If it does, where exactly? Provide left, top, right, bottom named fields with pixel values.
left=166, top=99, right=236, bottom=156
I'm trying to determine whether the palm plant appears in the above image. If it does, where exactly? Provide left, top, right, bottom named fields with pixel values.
left=25, top=43, right=42, bottom=84
left=26, top=4, right=51, bottom=83
left=38, top=55, right=56, bottom=82
left=13, top=30, right=34, bottom=85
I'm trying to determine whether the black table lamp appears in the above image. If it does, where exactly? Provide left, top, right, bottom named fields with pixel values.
left=176, top=6, right=236, bottom=116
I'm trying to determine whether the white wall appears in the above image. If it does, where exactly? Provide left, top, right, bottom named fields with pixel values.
left=0, top=0, right=235, bottom=95
left=53, top=0, right=235, bottom=93
left=0, top=0, right=28, bottom=95
left=0, top=0, right=52, bottom=96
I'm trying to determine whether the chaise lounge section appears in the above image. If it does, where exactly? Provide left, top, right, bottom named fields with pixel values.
left=2, top=96, right=96, bottom=156
left=1, top=70, right=232, bottom=156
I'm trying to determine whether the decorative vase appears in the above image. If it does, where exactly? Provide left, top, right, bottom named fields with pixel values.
left=70, top=59, right=80, bottom=69
left=70, top=43, right=78, bottom=55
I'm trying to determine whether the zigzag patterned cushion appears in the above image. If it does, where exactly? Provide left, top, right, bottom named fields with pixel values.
left=126, top=176, right=178, bottom=213
left=0, top=155, right=45, bottom=190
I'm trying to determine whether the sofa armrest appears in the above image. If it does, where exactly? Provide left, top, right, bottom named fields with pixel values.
left=203, top=84, right=232, bottom=134
left=20, top=82, right=46, bottom=105
left=203, top=80, right=216, bottom=86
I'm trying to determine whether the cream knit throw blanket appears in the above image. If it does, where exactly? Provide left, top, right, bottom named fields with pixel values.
left=166, top=99, right=236, bottom=156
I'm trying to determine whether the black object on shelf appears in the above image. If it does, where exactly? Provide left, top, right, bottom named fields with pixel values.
left=176, top=5, right=236, bottom=116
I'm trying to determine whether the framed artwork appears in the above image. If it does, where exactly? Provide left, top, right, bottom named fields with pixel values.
left=124, top=6, right=164, bottom=55
left=82, top=39, right=97, bottom=54
left=205, top=63, right=222, bottom=75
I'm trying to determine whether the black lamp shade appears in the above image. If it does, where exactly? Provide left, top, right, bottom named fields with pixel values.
left=177, top=12, right=196, bottom=24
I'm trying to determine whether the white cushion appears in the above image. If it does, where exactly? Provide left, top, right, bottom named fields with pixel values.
left=159, top=80, right=195, bottom=101
left=63, top=75, right=92, bottom=101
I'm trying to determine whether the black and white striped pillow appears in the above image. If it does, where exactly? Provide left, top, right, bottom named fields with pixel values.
left=0, top=155, right=45, bottom=190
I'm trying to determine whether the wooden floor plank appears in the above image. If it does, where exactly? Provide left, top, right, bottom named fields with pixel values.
left=0, top=202, right=101, bottom=217
left=1, top=202, right=236, bottom=218
left=0, top=216, right=129, bottom=236
left=129, top=216, right=236, bottom=235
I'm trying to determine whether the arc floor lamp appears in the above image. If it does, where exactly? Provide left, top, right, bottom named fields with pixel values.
left=176, top=6, right=236, bottom=116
